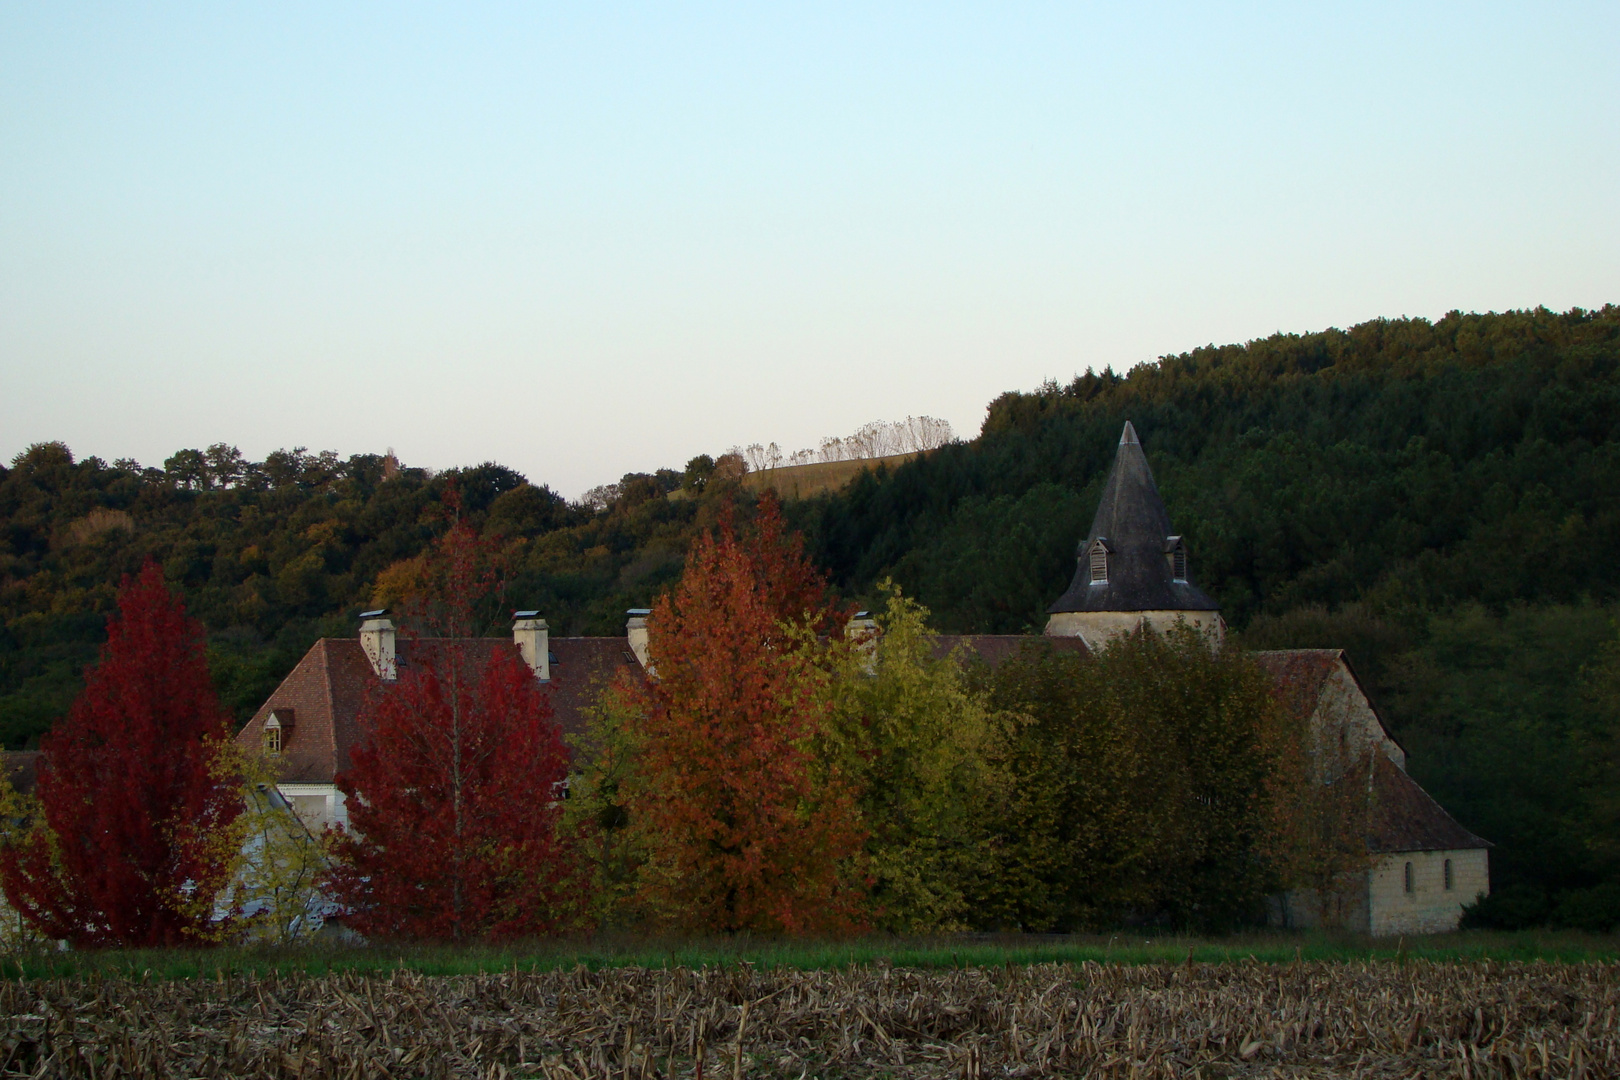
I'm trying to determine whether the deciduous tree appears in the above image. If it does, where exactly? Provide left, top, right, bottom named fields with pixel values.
left=828, top=584, right=995, bottom=932
left=327, top=519, right=577, bottom=940
left=610, top=497, right=866, bottom=933
left=0, top=563, right=240, bottom=946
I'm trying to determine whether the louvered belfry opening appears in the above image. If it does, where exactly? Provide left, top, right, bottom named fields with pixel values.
left=1046, top=421, right=1220, bottom=630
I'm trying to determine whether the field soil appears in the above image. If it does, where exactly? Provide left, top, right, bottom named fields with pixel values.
left=1, top=960, right=1615, bottom=1078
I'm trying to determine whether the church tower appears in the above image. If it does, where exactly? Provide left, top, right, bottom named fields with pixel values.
left=1045, top=421, right=1223, bottom=647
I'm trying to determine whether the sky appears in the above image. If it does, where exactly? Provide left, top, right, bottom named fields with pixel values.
left=2, top=3, right=1616, bottom=498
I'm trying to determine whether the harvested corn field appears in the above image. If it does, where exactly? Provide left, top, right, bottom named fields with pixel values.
left=1, top=960, right=1616, bottom=1078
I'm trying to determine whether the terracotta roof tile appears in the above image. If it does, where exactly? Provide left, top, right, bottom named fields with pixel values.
left=236, top=636, right=643, bottom=783
left=2, top=751, right=41, bottom=797
left=932, top=635, right=1091, bottom=665
left=1368, top=754, right=1491, bottom=853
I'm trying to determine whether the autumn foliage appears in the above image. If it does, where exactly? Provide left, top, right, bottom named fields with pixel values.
left=612, top=495, right=866, bottom=933
left=0, top=562, right=240, bottom=946
left=327, top=519, right=576, bottom=941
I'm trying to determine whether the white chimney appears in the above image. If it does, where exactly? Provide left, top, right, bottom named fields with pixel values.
left=358, top=610, right=396, bottom=680
left=512, top=610, right=550, bottom=681
left=626, top=608, right=652, bottom=669
left=845, top=610, right=879, bottom=675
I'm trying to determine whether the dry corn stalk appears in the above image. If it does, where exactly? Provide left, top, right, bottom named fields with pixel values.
left=0, top=959, right=1613, bottom=1078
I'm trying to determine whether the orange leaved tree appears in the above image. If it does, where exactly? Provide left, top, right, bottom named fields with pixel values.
left=615, top=495, right=866, bottom=933
left=0, top=563, right=241, bottom=946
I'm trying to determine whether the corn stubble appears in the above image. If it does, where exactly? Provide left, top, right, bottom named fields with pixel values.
left=0, top=960, right=1615, bottom=1078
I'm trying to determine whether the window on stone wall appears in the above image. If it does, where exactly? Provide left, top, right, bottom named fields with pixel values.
left=1404, top=861, right=1414, bottom=893
left=1444, top=859, right=1454, bottom=890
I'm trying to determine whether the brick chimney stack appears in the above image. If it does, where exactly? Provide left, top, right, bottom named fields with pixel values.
left=512, top=611, right=550, bottom=681
left=358, top=610, right=397, bottom=680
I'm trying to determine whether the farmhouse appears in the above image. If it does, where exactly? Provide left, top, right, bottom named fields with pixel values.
left=236, top=421, right=1489, bottom=934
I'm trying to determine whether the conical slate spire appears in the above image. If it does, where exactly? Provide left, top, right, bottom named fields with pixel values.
left=1047, top=422, right=1219, bottom=614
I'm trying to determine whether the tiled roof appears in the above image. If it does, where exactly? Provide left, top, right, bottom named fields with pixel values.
left=2, top=751, right=41, bottom=797
left=236, top=636, right=644, bottom=784
left=1368, top=754, right=1491, bottom=853
left=932, top=635, right=1090, bottom=665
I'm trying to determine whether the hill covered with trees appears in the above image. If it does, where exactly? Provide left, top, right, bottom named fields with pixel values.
left=3, top=304, right=1619, bottom=927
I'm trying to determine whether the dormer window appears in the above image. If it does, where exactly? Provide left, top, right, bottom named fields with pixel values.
left=1088, top=539, right=1111, bottom=585
left=1165, top=536, right=1188, bottom=582
left=262, top=709, right=293, bottom=757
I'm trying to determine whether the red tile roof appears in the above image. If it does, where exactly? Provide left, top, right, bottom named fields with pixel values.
left=1368, top=754, right=1491, bottom=852
left=932, top=635, right=1091, bottom=665
left=2, top=751, right=41, bottom=797
left=237, top=636, right=645, bottom=784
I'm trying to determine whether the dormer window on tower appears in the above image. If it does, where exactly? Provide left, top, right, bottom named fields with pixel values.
left=1165, top=536, right=1188, bottom=582
left=1087, top=539, right=1112, bottom=585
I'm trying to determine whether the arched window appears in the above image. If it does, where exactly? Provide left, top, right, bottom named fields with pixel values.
left=1088, top=539, right=1110, bottom=585
left=1404, top=861, right=1415, bottom=894
left=263, top=715, right=282, bottom=756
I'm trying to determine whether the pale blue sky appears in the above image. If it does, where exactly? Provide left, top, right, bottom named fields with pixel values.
left=3, top=2, right=1616, bottom=496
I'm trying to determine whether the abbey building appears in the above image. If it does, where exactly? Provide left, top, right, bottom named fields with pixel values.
left=237, top=421, right=1489, bottom=935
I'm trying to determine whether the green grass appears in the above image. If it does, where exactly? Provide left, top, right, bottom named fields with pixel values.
left=4, top=930, right=1618, bottom=981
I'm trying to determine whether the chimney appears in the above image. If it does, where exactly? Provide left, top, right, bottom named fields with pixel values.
left=512, top=610, right=550, bottom=681
left=845, top=610, right=879, bottom=675
left=358, top=609, right=397, bottom=680
left=626, top=609, right=652, bottom=668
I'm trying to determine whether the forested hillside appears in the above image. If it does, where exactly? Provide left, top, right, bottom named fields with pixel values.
left=4, top=304, right=1619, bottom=927
left=796, top=304, right=1620, bottom=927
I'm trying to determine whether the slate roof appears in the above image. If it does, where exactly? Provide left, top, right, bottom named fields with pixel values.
left=1368, top=754, right=1491, bottom=853
left=1048, top=421, right=1220, bottom=615
left=237, top=636, right=643, bottom=785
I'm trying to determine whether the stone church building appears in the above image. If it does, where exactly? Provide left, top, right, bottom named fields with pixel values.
left=237, top=421, right=1489, bottom=935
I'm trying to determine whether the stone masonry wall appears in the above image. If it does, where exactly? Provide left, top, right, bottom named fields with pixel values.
left=1368, top=848, right=1489, bottom=936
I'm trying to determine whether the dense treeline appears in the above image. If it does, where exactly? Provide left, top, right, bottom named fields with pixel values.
left=4, top=305, right=1620, bottom=929
left=0, top=444, right=722, bottom=745
left=795, top=305, right=1620, bottom=929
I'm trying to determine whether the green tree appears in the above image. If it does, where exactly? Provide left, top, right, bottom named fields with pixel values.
left=971, top=625, right=1292, bottom=932
left=827, top=585, right=994, bottom=931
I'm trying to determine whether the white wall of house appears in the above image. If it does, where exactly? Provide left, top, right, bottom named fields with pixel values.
left=1369, top=848, right=1489, bottom=936
left=276, top=783, right=348, bottom=834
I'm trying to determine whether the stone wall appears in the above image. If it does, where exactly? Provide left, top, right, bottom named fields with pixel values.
left=1043, top=609, right=1224, bottom=649
left=1368, top=848, right=1489, bottom=936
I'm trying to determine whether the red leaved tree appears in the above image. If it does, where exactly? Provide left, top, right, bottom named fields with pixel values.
left=617, top=494, right=867, bottom=933
left=326, top=518, right=577, bottom=940
left=0, top=563, right=240, bottom=946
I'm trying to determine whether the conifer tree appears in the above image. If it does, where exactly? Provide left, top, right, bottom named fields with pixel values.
left=0, top=563, right=240, bottom=946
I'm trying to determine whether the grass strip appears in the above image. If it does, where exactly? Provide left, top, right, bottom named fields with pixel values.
left=3, top=928, right=1617, bottom=981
